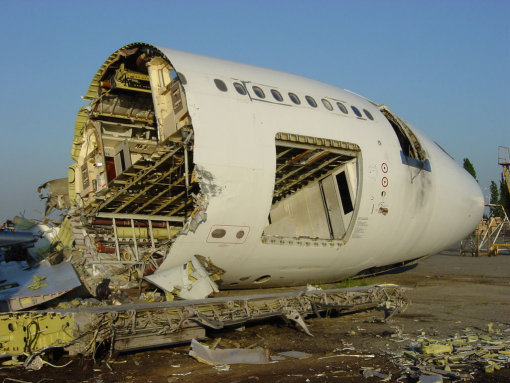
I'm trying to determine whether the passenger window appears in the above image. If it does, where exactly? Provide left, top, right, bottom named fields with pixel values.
left=351, top=106, right=362, bottom=117
left=271, top=89, right=283, bottom=102
left=305, top=96, right=317, bottom=108
left=214, top=79, right=227, bottom=92
left=363, top=109, right=374, bottom=120
left=253, top=86, right=265, bottom=98
left=289, top=93, right=301, bottom=105
left=234, top=82, right=247, bottom=95
left=336, top=102, right=348, bottom=114
left=211, top=229, right=226, bottom=238
left=322, top=99, right=333, bottom=111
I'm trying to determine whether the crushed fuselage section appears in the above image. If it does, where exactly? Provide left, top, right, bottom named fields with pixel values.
left=67, top=44, right=203, bottom=297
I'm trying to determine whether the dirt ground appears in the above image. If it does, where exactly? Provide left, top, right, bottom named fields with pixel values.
left=1, top=250, right=509, bottom=382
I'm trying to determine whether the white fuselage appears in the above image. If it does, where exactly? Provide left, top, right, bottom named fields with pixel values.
left=73, top=43, right=484, bottom=291
left=147, top=46, right=483, bottom=288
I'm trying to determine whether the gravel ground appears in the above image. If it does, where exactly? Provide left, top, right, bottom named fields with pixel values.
left=1, top=250, right=509, bottom=382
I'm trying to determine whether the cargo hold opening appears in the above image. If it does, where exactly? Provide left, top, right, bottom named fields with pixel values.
left=263, top=133, right=361, bottom=241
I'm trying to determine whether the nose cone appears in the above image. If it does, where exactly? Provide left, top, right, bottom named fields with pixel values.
left=454, top=167, right=485, bottom=233
left=431, top=156, right=484, bottom=250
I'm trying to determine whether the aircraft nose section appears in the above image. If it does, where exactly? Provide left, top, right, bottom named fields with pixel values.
left=433, top=159, right=484, bottom=248
left=459, top=170, right=485, bottom=226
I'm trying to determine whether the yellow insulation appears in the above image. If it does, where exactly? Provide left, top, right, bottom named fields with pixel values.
left=53, top=217, right=75, bottom=250
left=116, top=226, right=180, bottom=240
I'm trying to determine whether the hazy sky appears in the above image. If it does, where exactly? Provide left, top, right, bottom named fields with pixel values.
left=0, top=0, right=508, bottom=223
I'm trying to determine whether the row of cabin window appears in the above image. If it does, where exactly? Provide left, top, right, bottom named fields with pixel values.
left=213, top=78, right=374, bottom=121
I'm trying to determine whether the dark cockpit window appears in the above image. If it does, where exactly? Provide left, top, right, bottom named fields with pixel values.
left=305, top=96, right=317, bottom=108
left=234, top=82, right=247, bottom=95
left=391, top=121, right=413, bottom=157
left=351, top=105, right=362, bottom=117
left=322, top=99, right=333, bottom=111
left=289, top=92, right=301, bottom=104
left=271, top=89, right=283, bottom=102
left=379, top=107, right=429, bottom=170
left=214, top=79, right=228, bottom=92
left=363, top=109, right=374, bottom=120
left=252, top=86, right=265, bottom=98
left=337, top=102, right=348, bottom=114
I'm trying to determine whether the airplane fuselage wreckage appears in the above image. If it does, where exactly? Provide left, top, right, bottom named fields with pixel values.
left=0, top=43, right=483, bottom=360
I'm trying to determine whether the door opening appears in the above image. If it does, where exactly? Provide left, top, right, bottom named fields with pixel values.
left=263, top=133, right=361, bottom=241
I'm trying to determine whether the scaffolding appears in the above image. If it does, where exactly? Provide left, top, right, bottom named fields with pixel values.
left=498, top=146, right=510, bottom=195
left=477, top=206, right=510, bottom=256
left=460, top=147, right=510, bottom=256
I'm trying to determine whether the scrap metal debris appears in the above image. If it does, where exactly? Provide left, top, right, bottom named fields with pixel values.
left=1, top=216, right=60, bottom=261
left=387, top=325, right=510, bottom=380
left=37, top=178, right=71, bottom=217
left=0, top=284, right=407, bottom=365
left=0, top=260, right=81, bottom=311
left=146, top=255, right=225, bottom=300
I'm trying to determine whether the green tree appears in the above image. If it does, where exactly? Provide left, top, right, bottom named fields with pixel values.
left=500, top=174, right=510, bottom=217
left=489, top=181, right=503, bottom=217
left=463, top=158, right=477, bottom=181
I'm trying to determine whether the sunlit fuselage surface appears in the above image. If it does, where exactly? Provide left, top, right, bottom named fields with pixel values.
left=70, top=43, right=483, bottom=291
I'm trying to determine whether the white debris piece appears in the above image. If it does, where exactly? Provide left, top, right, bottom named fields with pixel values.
left=213, top=364, right=230, bottom=371
left=278, top=351, right=312, bottom=359
left=146, top=255, right=219, bottom=300
left=0, top=260, right=81, bottom=311
left=189, top=339, right=269, bottom=365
